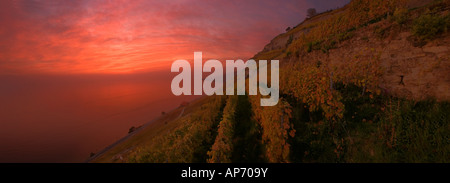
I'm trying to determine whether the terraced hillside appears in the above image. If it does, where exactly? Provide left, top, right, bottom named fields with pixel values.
left=90, top=0, right=450, bottom=163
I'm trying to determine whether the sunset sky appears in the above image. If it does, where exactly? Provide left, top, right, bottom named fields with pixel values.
left=0, top=0, right=350, bottom=74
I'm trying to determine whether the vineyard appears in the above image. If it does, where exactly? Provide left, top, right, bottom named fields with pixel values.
left=207, top=96, right=238, bottom=163
left=93, top=0, right=449, bottom=163
left=130, top=95, right=227, bottom=163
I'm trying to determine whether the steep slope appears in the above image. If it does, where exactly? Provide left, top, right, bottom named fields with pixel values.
left=90, top=0, right=450, bottom=163
left=256, top=0, right=449, bottom=101
left=253, top=0, right=450, bottom=163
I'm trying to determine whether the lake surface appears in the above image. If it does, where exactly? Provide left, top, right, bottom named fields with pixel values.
left=0, top=71, right=198, bottom=162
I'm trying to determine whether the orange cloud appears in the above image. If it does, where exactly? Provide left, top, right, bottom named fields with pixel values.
left=0, top=0, right=349, bottom=74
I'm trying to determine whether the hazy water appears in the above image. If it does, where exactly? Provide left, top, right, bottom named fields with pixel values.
left=0, top=71, right=198, bottom=162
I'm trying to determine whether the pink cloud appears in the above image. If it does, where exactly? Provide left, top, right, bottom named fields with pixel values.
left=0, top=0, right=349, bottom=74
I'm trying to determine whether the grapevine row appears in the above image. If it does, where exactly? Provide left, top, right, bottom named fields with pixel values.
left=249, top=94, right=295, bottom=163
left=131, top=95, right=227, bottom=163
left=207, top=96, right=238, bottom=163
